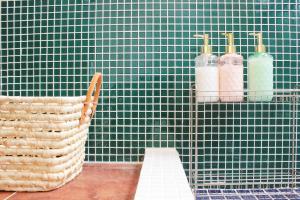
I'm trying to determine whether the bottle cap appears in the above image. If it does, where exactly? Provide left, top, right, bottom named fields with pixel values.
left=222, top=33, right=236, bottom=54
left=193, top=34, right=212, bottom=54
left=249, top=32, right=266, bottom=53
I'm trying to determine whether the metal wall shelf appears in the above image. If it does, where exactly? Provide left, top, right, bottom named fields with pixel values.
left=189, top=86, right=299, bottom=190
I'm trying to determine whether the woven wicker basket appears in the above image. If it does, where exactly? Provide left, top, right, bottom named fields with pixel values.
left=0, top=73, right=102, bottom=192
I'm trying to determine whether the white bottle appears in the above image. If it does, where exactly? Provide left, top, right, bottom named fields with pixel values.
left=194, top=34, right=219, bottom=102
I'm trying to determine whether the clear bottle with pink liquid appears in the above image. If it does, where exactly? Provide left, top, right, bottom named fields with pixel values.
left=219, top=33, right=244, bottom=102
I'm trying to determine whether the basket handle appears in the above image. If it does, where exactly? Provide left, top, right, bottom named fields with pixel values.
left=80, top=73, right=102, bottom=125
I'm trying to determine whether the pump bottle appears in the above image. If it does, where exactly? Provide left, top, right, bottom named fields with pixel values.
left=219, top=33, right=244, bottom=102
left=248, top=32, right=273, bottom=101
left=194, top=34, right=219, bottom=102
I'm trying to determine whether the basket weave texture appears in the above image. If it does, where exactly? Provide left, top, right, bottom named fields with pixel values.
left=0, top=73, right=102, bottom=192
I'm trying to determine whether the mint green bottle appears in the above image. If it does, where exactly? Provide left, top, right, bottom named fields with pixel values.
left=248, top=32, right=273, bottom=101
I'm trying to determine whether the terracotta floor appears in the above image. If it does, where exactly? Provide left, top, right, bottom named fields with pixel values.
left=0, top=163, right=142, bottom=200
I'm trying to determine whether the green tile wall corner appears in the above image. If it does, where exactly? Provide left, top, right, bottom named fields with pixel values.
left=0, top=0, right=299, bottom=180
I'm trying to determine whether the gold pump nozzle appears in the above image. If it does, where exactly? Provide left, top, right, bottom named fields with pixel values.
left=193, top=34, right=212, bottom=54
left=222, top=33, right=236, bottom=54
left=249, top=32, right=266, bottom=53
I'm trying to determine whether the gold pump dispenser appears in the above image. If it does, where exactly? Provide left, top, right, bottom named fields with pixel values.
left=249, top=32, right=266, bottom=53
left=193, top=34, right=212, bottom=54
left=222, top=33, right=236, bottom=54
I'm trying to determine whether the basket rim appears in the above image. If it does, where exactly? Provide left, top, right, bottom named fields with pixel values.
left=0, top=95, right=86, bottom=99
left=0, top=96, right=87, bottom=104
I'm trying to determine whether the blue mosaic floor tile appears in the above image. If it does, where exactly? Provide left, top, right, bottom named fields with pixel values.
left=197, top=189, right=208, bottom=194
left=252, top=189, right=265, bottom=193
left=210, top=196, right=226, bottom=200
left=270, top=194, right=286, bottom=198
left=273, top=198, right=289, bottom=200
left=255, top=195, right=272, bottom=200
left=197, top=196, right=210, bottom=200
left=278, top=188, right=293, bottom=192
left=256, top=198, right=272, bottom=200
left=237, top=189, right=251, bottom=193
left=225, top=196, right=241, bottom=200
left=223, top=190, right=236, bottom=194
left=196, top=194, right=205, bottom=198
left=265, top=188, right=279, bottom=193
left=285, top=193, right=300, bottom=199
left=196, top=188, right=300, bottom=200
left=294, top=188, right=300, bottom=193
left=240, top=195, right=257, bottom=200
left=208, top=189, right=222, bottom=194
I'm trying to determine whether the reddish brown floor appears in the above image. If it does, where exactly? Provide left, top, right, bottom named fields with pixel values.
left=0, top=163, right=141, bottom=200
left=0, top=192, right=15, bottom=200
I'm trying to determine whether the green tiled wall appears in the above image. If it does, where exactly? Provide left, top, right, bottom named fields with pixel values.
left=0, top=0, right=299, bottom=184
left=1, top=0, right=95, bottom=96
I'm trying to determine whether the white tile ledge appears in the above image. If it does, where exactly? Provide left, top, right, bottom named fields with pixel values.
left=134, top=148, right=194, bottom=200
